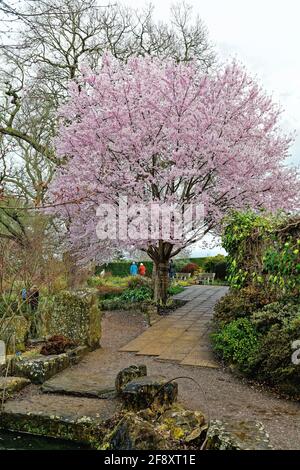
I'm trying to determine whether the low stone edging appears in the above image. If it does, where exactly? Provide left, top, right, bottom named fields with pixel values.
left=9, top=346, right=88, bottom=384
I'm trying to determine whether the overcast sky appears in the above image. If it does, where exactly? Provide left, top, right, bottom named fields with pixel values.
left=126, top=0, right=300, bottom=255
left=127, top=0, right=300, bottom=168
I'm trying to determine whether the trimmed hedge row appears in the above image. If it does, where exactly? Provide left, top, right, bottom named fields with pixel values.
left=96, top=255, right=227, bottom=279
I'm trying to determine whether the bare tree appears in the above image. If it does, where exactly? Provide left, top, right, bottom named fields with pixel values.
left=0, top=1, right=215, bottom=192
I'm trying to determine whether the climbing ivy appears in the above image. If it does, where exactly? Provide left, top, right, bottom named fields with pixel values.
left=222, top=211, right=300, bottom=295
left=263, top=237, right=300, bottom=292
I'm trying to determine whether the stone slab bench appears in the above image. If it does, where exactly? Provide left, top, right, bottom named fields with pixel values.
left=197, top=273, right=216, bottom=284
left=175, top=272, right=191, bottom=280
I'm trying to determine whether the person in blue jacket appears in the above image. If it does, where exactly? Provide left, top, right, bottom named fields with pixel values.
left=130, top=261, right=138, bottom=276
left=21, top=287, right=27, bottom=301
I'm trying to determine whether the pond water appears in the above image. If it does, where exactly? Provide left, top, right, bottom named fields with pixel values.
left=0, top=430, right=90, bottom=450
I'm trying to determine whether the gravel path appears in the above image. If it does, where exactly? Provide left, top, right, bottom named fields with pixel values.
left=97, top=308, right=300, bottom=450
left=6, top=297, right=300, bottom=449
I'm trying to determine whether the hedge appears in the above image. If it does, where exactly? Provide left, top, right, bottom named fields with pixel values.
left=96, top=255, right=227, bottom=279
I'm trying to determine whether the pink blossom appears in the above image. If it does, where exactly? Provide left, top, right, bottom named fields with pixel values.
left=47, top=55, right=300, bottom=264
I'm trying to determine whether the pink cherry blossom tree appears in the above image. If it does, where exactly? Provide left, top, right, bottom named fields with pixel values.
left=47, top=55, right=299, bottom=304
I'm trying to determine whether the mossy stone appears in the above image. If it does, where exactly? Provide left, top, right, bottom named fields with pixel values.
left=121, top=375, right=178, bottom=411
left=43, top=289, right=101, bottom=350
left=1, top=316, right=30, bottom=354
left=115, top=365, right=147, bottom=394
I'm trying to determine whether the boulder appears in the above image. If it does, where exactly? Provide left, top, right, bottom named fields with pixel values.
left=13, top=354, right=70, bottom=384
left=115, top=365, right=147, bottom=394
left=101, top=412, right=167, bottom=450
left=0, top=316, right=30, bottom=354
left=206, top=419, right=273, bottom=450
left=102, top=404, right=207, bottom=450
left=158, top=405, right=206, bottom=442
left=121, top=375, right=178, bottom=411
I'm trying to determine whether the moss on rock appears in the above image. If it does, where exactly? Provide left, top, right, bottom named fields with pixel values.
left=41, top=289, right=101, bottom=350
left=115, top=365, right=147, bottom=394
left=0, top=411, right=107, bottom=449
left=11, top=346, right=87, bottom=384
left=1, top=316, right=30, bottom=354
left=206, top=419, right=272, bottom=450
left=121, top=375, right=178, bottom=411
left=0, top=377, right=30, bottom=400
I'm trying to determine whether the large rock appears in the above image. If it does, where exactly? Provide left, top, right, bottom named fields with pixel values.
left=102, top=412, right=167, bottom=450
left=42, top=290, right=101, bottom=350
left=158, top=405, right=206, bottom=442
left=102, top=404, right=207, bottom=450
left=121, top=375, right=178, bottom=411
left=115, top=365, right=147, bottom=394
left=0, top=316, right=30, bottom=354
left=206, top=419, right=273, bottom=450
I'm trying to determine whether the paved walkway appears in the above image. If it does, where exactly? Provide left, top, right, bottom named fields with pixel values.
left=120, top=285, right=228, bottom=367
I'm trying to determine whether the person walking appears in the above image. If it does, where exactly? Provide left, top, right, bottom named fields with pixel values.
left=130, top=261, right=138, bottom=276
left=168, top=259, right=176, bottom=280
left=28, top=285, right=39, bottom=311
left=21, top=287, right=27, bottom=302
left=138, top=262, right=146, bottom=276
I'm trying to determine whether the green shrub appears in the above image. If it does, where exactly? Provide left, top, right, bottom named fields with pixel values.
left=127, top=276, right=153, bottom=291
left=254, top=318, right=300, bottom=395
left=96, top=285, right=124, bottom=299
left=101, top=285, right=153, bottom=310
left=222, top=210, right=300, bottom=295
left=213, top=286, right=274, bottom=326
left=173, top=258, right=192, bottom=272
left=252, top=301, right=300, bottom=333
left=211, top=318, right=260, bottom=373
left=95, top=261, right=153, bottom=277
left=167, top=284, right=185, bottom=295
left=95, top=256, right=227, bottom=278
left=120, top=286, right=152, bottom=303
left=213, top=298, right=300, bottom=396
left=203, top=254, right=227, bottom=280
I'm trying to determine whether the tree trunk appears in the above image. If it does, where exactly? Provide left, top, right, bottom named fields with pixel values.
left=154, top=260, right=169, bottom=307
left=148, top=241, right=173, bottom=307
left=63, top=251, right=80, bottom=289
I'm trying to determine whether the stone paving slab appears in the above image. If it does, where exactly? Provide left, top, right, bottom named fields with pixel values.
left=120, top=286, right=228, bottom=368
left=42, top=375, right=115, bottom=398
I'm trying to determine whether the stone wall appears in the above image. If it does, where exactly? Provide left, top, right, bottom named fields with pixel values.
left=42, top=290, right=101, bottom=350
left=0, top=316, right=30, bottom=354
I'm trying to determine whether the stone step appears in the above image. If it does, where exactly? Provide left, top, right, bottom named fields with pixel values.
left=41, top=377, right=115, bottom=399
